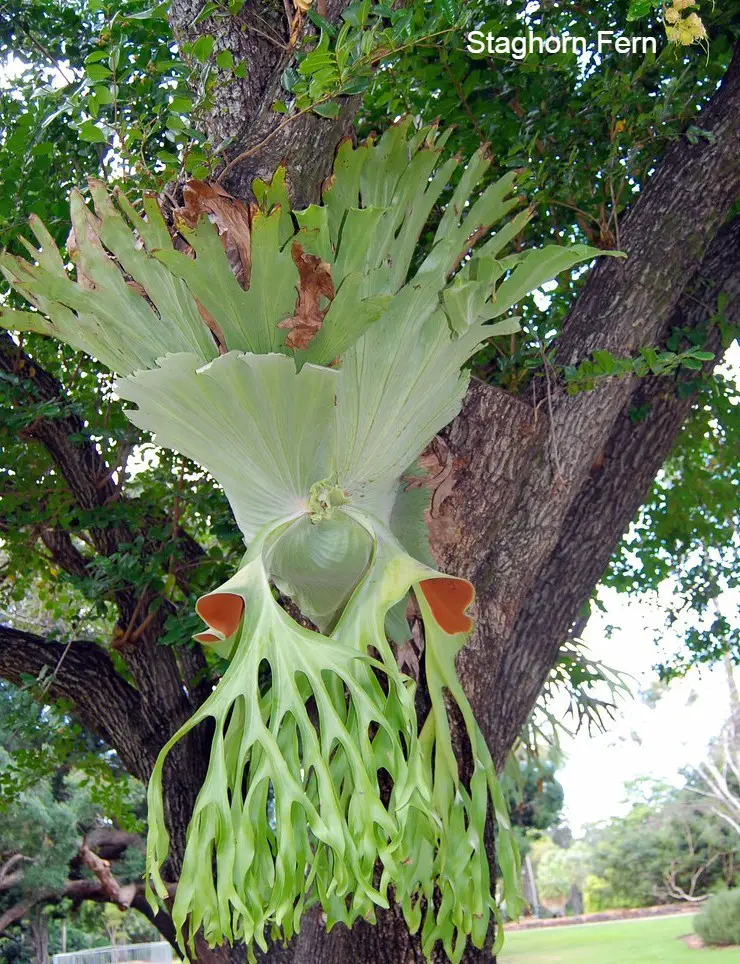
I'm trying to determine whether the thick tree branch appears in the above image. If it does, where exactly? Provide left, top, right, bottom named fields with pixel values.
left=0, top=892, right=43, bottom=934
left=555, top=48, right=740, bottom=366
left=0, top=333, right=207, bottom=592
left=0, top=333, right=211, bottom=721
left=79, top=839, right=138, bottom=909
left=490, top=215, right=740, bottom=761
left=0, top=335, right=125, bottom=556
left=0, top=854, right=31, bottom=891
left=38, top=525, right=90, bottom=579
left=0, top=623, right=157, bottom=780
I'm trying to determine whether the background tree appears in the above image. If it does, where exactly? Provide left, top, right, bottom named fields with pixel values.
left=1, top=0, right=739, bottom=961
left=534, top=841, right=589, bottom=914
left=584, top=780, right=738, bottom=911
left=505, top=751, right=565, bottom=850
left=0, top=683, right=172, bottom=960
left=692, top=658, right=740, bottom=834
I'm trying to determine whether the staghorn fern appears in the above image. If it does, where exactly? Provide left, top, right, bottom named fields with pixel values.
left=0, top=119, right=622, bottom=962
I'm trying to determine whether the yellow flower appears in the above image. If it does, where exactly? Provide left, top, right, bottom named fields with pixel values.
left=685, top=11, right=708, bottom=37
left=666, top=11, right=707, bottom=44
left=664, top=1, right=708, bottom=46
left=665, top=22, right=681, bottom=42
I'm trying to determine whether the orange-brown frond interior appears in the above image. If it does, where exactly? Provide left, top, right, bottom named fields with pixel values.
left=419, top=577, right=475, bottom=635
left=195, top=591, right=245, bottom=639
left=193, top=632, right=221, bottom=645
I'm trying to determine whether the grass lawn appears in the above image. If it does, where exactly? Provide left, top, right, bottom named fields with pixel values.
left=499, top=914, right=740, bottom=962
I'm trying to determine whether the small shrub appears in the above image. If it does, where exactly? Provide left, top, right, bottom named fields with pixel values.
left=695, top=889, right=740, bottom=946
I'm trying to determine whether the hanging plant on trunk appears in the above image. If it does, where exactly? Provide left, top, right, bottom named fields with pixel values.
left=0, top=119, right=620, bottom=963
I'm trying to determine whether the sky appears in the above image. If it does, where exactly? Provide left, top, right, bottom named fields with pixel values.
left=558, top=585, right=736, bottom=836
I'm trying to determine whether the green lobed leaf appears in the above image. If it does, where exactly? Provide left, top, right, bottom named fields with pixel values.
left=117, top=352, right=338, bottom=541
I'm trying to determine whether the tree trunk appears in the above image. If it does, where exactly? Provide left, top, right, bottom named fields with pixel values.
left=292, top=905, right=497, bottom=964
left=31, top=907, right=49, bottom=964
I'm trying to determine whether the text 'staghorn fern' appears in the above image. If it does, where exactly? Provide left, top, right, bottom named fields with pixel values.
left=0, top=120, right=620, bottom=962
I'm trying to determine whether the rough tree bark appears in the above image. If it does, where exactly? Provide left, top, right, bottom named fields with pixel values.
left=167, top=0, right=359, bottom=206
left=0, top=0, right=738, bottom=960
